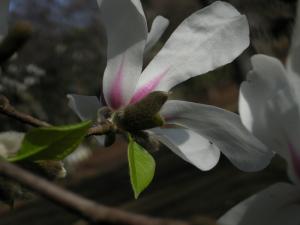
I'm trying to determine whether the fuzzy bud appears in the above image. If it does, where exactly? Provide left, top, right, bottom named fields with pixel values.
left=114, top=91, right=169, bottom=132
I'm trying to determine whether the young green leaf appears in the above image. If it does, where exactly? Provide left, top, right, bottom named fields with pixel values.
left=128, top=134, right=156, bottom=199
left=8, top=121, right=91, bottom=162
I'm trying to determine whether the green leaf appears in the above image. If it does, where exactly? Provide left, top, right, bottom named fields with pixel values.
left=8, top=121, right=91, bottom=162
left=128, top=134, right=156, bottom=199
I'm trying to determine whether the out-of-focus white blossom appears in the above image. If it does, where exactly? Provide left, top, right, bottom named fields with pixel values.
left=219, top=2, right=300, bottom=225
left=0, top=131, right=24, bottom=158
left=26, top=64, right=46, bottom=77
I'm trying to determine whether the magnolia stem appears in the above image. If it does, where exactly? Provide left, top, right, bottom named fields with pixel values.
left=87, top=121, right=115, bottom=136
left=0, top=95, right=113, bottom=136
left=0, top=160, right=189, bottom=225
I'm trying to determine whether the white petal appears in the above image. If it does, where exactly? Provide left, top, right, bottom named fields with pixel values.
left=97, top=0, right=147, bottom=109
left=0, top=0, right=10, bottom=37
left=130, top=1, right=249, bottom=103
left=218, top=183, right=300, bottom=225
left=67, top=94, right=101, bottom=121
left=145, top=16, right=169, bottom=53
left=239, top=55, right=289, bottom=152
left=240, top=55, right=300, bottom=180
left=161, top=100, right=273, bottom=172
left=264, top=89, right=300, bottom=183
left=151, top=128, right=220, bottom=170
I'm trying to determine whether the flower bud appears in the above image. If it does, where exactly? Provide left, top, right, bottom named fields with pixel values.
left=114, top=91, right=169, bottom=132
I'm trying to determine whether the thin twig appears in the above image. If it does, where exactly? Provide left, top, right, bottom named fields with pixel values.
left=0, top=160, right=190, bottom=225
left=87, top=121, right=115, bottom=137
left=0, top=95, right=113, bottom=136
left=0, top=95, right=51, bottom=127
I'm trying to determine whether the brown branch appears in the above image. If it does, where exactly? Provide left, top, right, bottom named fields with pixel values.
left=0, top=95, right=113, bottom=136
left=0, top=95, right=51, bottom=127
left=87, top=121, right=115, bottom=137
left=0, top=160, right=190, bottom=225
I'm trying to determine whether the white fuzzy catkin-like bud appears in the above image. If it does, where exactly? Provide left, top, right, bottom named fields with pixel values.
left=0, top=131, right=24, bottom=158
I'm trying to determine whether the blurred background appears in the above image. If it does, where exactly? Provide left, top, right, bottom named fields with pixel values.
left=0, top=0, right=297, bottom=224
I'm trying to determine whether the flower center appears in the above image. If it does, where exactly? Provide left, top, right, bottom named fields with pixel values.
left=113, top=91, right=169, bottom=132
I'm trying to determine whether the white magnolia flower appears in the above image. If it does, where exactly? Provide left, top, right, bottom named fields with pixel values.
left=218, top=2, right=300, bottom=225
left=0, top=0, right=10, bottom=39
left=239, top=21, right=300, bottom=183
left=68, top=0, right=272, bottom=172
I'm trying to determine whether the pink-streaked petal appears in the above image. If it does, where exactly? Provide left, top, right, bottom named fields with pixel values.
left=135, top=1, right=249, bottom=93
left=161, top=100, right=273, bottom=172
left=97, top=0, right=147, bottom=108
left=145, top=16, right=169, bottom=53
left=129, top=68, right=168, bottom=104
left=219, top=183, right=300, bottom=225
left=0, top=0, right=10, bottom=37
left=151, top=127, right=220, bottom=171
left=108, top=56, right=125, bottom=109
